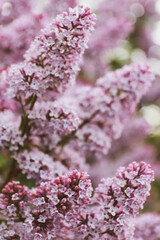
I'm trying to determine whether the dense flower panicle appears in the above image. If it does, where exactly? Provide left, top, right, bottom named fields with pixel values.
left=0, top=182, right=31, bottom=239
left=7, top=6, right=96, bottom=99
left=97, top=64, right=155, bottom=114
left=0, top=171, right=93, bottom=239
left=63, top=65, right=154, bottom=158
left=0, top=0, right=32, bottom=25
left=28, top=100, right=80, bottom=150
left=32, top=170, right=92, bottom=214
left=133, top=213, right=160, bottom=240
left=13, top=149, right=67, bottom=183
left=0, top=13, right=46, bottom=70
left=30, top=170, right=92, bottom=238
left=88, top=162, right=154, bottom=239
left=0, top=164, right=154, bottom=239
left=0, top=110, right=25, bottom=151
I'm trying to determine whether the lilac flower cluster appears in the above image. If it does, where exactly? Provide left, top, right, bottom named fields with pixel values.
left=0, top=162, right=154, bottom=239
left=0, top=170, right=93, bottom=239
left=13, top=149, right=67, bottom=183
left=64, top=64, right=154, bottom=158
left=87, top=162, right=154, bottom=240
left=28, top=100, right=80, bottom=150
left=97, top=64, right=154, bottom=114
left=6, top=6, right=96, bottom=99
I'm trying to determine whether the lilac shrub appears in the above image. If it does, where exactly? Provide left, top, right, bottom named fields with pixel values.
left=0, top=1, right=158, bottom=240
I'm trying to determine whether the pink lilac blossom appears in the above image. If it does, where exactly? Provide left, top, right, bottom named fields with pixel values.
left=0, top=13, right=46, bottom=70
left=13, top=149, right=67, bottom=183
left=88, top=162, right=154, bottom=240
left=30, top=170, right=92, bottom=239
left=28, top=100, right=80, bottom=150
left=133, top=213, right=160, bottom=240
left=0, top=162, right=154, bottom=239
left=72, top=161, right=154, bottom=240
left=59, top=84, right=122, bottom=157
left=65, top=64, right=154, bottom=157
left=0, top=182, right=31, bottom=240
left=0, top=0, right=32, bottom=25
left=75, top=123, right=111, bottom=158
left=6, top=6, right=96, bottom=99
left=96, top=64, right=154, bottom=114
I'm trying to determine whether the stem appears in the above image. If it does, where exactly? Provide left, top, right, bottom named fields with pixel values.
left=30, top=95, right=37, bottom=110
